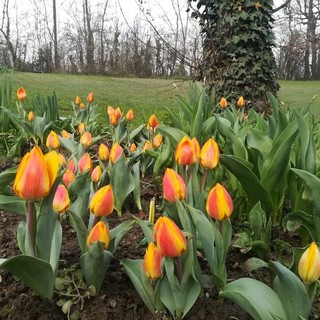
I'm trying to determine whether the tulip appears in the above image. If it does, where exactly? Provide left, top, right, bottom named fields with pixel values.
left=220, top=97, right=228, bottom=109
left=153, top=134, right=163, bottom=148
left=199, top=138, right=220, bottom=169
left=114, top=107, right=122, bottom=119
left=53, top=185, right=70, bottom=214
left=130, top=143, right=137, bottom=152
left=126, top=109, right=134, bottom=121
left=58, top=153, right=67, bottom=166
left=27, top=111, right=35, bottom=122
left=99, top=143, right=109, bottom=162
left=109, top=114, right=119, bottom=126
left=298, top=242, right=320, bottom=283
left=143, top=140, right=153, bottom=152
left=148, top=114, right=159, bottom=131
left=107, top=106, right=115, bottom=118
left=61, top=130, right=71, bottom=139
left=46, top=130, right=60, bottom=150
left=79, top=102, right=85, bottom=110
left=17, top=87, right=27, bottom=101
left=109, top=143, right=124, bottom=164
left=192, top=137, right=200, bottom=159
left=107, top=106, right=122, bottom=126
left=67, top=159, right=76, bottom=173
left=80, top=131, right=92, bottom=148
left=163, top=168, right=187, bottom=202
left=13, top=146, right=59, bottom=201
left=153, top=216, right=186, bottom=257
left=143, top=242, right=163, bottom=280
left=78, top=123, right=85, bottom=135
left=175, top=136, right=197, bottom=166
left=237, top=96, right=245, bottom=109
left=90, top=185, right=114, bottom=217
left=75, top=96, right=81, bottom=105
left=87, top=92, right=94, bottom=103
left=91, top=165, right=102, bottom=183
left=62, top=169, right=76, bottom=188
left=87, top=221, right=110, bottom=250
left=78, top=153, right=93, bottom=173
left=206, top=183, right=234, bottom=221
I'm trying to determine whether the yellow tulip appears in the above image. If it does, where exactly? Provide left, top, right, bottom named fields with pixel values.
left=90, top=185, right=114, bottom=217
left=298, top=242, right=320, bottom=283
left=143, top=242, right=163, bottom=280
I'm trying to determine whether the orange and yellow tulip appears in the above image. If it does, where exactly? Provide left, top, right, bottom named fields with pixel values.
left=87, top=221, right=110, bottom=250
left=17, top=87, right=27, bottom=101
left=220, top=97, right=228, bottom=109
left=143, top=140, right=153, bottom=152
left=143, top=242, right=163, bottom=280
left=80, top=131, right=92, bottom=148
left=53, top=184, right=70, bottom=214
left=58, top=153, right=67, bottom=166
left=46, top=130, right=60, bottom=150
left=110, top=143, right=124, bottom=164
left=153, top=134, right=163, bottom=148
left=13, top=146, right=59, bottom=201
left=192, top=137, right=200, bottom=159
left=90, top=185, right=114, bottom=217
left=79, top=102, right=85, bottom=110
left=62, top=169, right=76, bottom=188
left=130, top=143, right=137, bottom=152
left=87, top=92, right=94, bottom=103
left=298, top=242, right=320, bottom=283
left=75, top=96, right=81, bottom=105
left=61, top=130, right=71, bottom=139
left=153, top=216, right=187, bottom=257
left=78, top=123, right=85, bottom=135
left=78, top=153, right=93, bottom=173
left=27, top=111, right=35, bottom=122
left=147, top=114, right=159, bottom=131
left=163, top=168, right=187, bottom=202
left=175, top=136, right=197, bottom=166
left=126, top=109, right=134, bottom=121
left=237, top=96, right=245, bottom=109
left=206, top=183, right=234, bottom=221
left=199, top=138, right=220, bottom=169
left=98, top=143, right=109, bottom=162
left=91, top=165, right=102, bottom=183
left=67, top=159, right=76, bottom=173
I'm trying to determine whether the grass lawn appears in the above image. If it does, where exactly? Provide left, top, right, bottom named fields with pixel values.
left=1, top=72, right=320, bottom=123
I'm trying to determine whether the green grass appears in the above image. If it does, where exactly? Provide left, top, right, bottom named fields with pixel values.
left=1, top=72, right=320, bottom=122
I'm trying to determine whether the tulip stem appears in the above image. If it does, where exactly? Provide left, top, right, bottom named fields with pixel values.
left=175, top=256, right=183, bottom=284
left=26, top=201, right=37, bottom=257
left=201, top=170, right=208, bottom=192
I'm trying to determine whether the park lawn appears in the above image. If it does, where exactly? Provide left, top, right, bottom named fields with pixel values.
left=2, top=72, right=320, bottom=123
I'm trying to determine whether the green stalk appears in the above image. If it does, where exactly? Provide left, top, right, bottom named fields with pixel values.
left=174, top=256, right=183, bottom=284
left=200, top=169, right=208, bottom=192
left=26, top=201, right=37, bottom=257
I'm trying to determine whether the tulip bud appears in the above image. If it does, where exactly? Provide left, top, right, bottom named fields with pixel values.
left=61, top=130, right=71, bottom=139
left=126, top=109, right=134, bottom=121
left=148, top=114, right=159, bottom=131
left=99, top=143, right=109, bottom=162
left=13, top=146, right=59, bottom=201
left=78, top=123, right=85, bottom=135
left=109, top=143, right=124, bottom=164
left=58, top=153, right=67, bottom=166
left=143, top=242, right=163, bottom=280
left=27, top=111, right=35, bottom=122
left=90, top=185, right=114, bottom=217
left=80, top=131, right=92, bottom=148
left=143, top=140, right=153, bottom=153
left=298, top=242, right=320, bottom=283
left=53, top=185, right=70, bottom=214
left=78, top=153, right=93, bottom=173
left=67, top=159, right=76, bottom=173
left=130, top=143, right=137, bottom=152
left=46, top=130, right=60, bottom=150
left=220, top=97, right=228, bottom=109
left=175, top=136, right=197, bottom=166
left=79, top=102, right=85, bottom=110
left=153, top=134, right=163, bottom=148
left=192, top=137, right=200, bottom=159
left=87, top=92, right=94, bottom=103
left=163, top=168, right=187, bottom=202
left=75, top=96, right=81, bottom=105
left=114, top=107, right=122, bottom=119
left=237, top=96, right=245, bottom=109
left=153, top=216, right=187, bottom=257
left=87, top=221, right=110, bottom=250
left=199, top=138, right=220, bottom=169
left=17, top=87, right=27, bottom=101
left=206, top=183, right=234, bottom=221
left=91, top=165, right=102, bottom=183
left=62, top=169, right=76, bottom=188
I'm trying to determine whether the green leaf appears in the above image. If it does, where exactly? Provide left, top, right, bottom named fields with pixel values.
left=0, top=255, right=55, bottom=299
left=132, top=162, right=142, bottom=211
left=247, top=128, right=272, bottom=160
left=68, top=210, right=88, bottom=254
left=49, top=220, right=62, bottom=276
left=271, top=261, right=311, bottom=320
left=110, top=156, right=135, bottom=215
left=153, top=141, right=173, bottom=180
left=132, top=216, right=154, bottom=244
left=220, top=278, right=286, bottom=320
left=0, top=166, right=17, bottom=190
left=0, top=195, right=25, bottom=215
left=108, top=220, right=135, bottom=254
left=190, top=89, right=204, bottom=142
left=80, top=241, right=113, bottom=294
left=157, top=125, right=187, bottom=146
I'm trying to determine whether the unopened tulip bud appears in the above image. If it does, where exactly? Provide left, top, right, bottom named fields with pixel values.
left=78, top=153, right=93, bottom=173
left=143, top=242, right=163, bottom=280
left=75, top=96, right=81, bottom=105
left=130, top=143, right=137, bottom=152
left=148, top=114, right=159, bottom=131
left=99, top=143, right=109, bottom=162
left=62, top=169, right=76, bottom=188
left=110, top=143, right=124, bottom=164
left=90, top=185, right=114, bottom=217
left=17, top=87, right=27, bottom=101
left=53, top=185, right=70, bottom=214
left=67, top=159, right=76, bottom=173
left=80, top=131, right=92, bottom=148
left=175, top=136, right=197, bottom=166
left=58, top=153, right=67, bottom=166
left=87, top=221, right=110, bottom=250
left=61, top=130, right=71, bottom=139
left=79, top=102, right=85, bottom=110
left=220, top=97, right=227, bottom=109
left=206, top=183, right=234, bottom=221
left=143, top=140, right=153, bottom=152
left=153, top=216, right=187, bottom=257
left=91, top=165, right=102, bottom=183
left=298, top=242, right=320, bottom=283
left=78, top=123, right=85, bottom=135
left=27, top=111, right=35, bottom=122
left=153, top=134, right=163, bottom=148
left=163, top=168, right=187, bottom=202
left=46, top=130, right=60, bottom=150
left=237, top=96, right=245, bottom=109
left=199, top=138, right=220, bottom=169
left=13, top=146, right=59, bottom=201
left=126, top=109, right=134, bottom=121
left=87, top=92, right=94, bottom=103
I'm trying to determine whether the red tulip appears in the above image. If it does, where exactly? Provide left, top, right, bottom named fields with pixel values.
left=62, top=169, right=76, bottom=188
left=163, top=168, right=186, bottom=202
left=109, top=143, right=124, bottom=164
left=87, top=221, right=110, bottom=250
left=78, top=153, right=93, bottom=173
left=90, top=185, right=114, bottom=217
left=175, top=136, right=197, bottom=166
left=17, top=87, right=27, bottom=101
